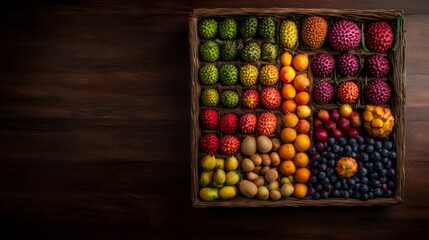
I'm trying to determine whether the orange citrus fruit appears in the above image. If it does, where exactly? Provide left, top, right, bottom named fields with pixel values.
left=280, top=66, right=296, bottom=83
left=296, top=105, right=312, bottom=119
left=296, top=119, right=311, bottom=134
left=292, top=53, right=309, bottom=71
left=295, top=91, right=310, bottom=105
left=281, top=84, right=296, bottom=100
left=282, top=112, right=299, bottom=128
left=279, top=144, right=296, bottom=160
left=280, top=51, right=293, bottom=66
left=293, top=74, right=310, bottom=91
left=280, top=160, right=296, bottom=176
left=295, top=168, right=311, bottom=183
left=281, top=127, right=297, bottom=143
left=293, top=183, right=308, bottom=199
left=281, top=100, right=297, bottom=113
left=294, top=152, right=309, bottom=168
left=294, top=134, right=311, bottom=152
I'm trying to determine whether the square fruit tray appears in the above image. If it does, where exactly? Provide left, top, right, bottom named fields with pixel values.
left=189, top=8, right=405, bottom=207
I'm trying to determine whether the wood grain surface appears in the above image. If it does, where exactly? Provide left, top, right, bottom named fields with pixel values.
left=0, top=1, right=428, bottom=239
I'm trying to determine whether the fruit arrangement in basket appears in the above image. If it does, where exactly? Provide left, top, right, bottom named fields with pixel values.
left=195, top=15, right=398, bottom=202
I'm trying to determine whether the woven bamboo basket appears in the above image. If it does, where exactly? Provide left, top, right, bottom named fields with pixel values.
left=189, top=8, right=405, bottom=207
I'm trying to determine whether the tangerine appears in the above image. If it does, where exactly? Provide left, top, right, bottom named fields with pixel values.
left=292, top=53, right=309, bottom=71
left=293, top=152, right=309, bottom=168
left=280, top=51, right=293, bottom=66
left=280, top=160, right=296, bottom=176
left=293, top=183, right=308, bottom=199
left=280, top=66, right=296, bottom=83
left=281, top=127, right=297, bottom=143
left=293, top=74, right=310, bottom=91
left=294, top=134, right=311, bottom=152
left=281, top=84, right=296, bottom=100
left=295, top=168, right=311, bottom=183
left=281, top=100, right=297, bottom=113
left=279, top=144, right=296, bottom=160
left=296, top=119, right=311, bottom=134
left=295, top=91, right=310, bottom=105
left=282, top=112, right=299, bottom=128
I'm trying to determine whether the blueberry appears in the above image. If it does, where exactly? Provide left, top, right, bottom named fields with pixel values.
left=318, top=164, right=327, bottom=172
left=354, top=191, right=361, bottom=199
left=355, top=183, right=361, bottom=190
left=344, top=145, right=352, bottom=155
left=383, top=141, right=393, bottom=150
left=327, top=152, right=335, bottom=159
left=332, top=189, right=341, bottom=198
left=321, top=190, right=329, bottom=199
left=359, top=144, right=367, bottom=152
left=347, top=178, right=356, bottom=187
left=381, top=157, right=389, bottom=164
left=318, top=171, right=326, bottom=179
left=374, top=188, right=384, bottom=197
left=350, top=152, right=358, bottom=159
left=338, top=138, right=347, bottom=146
left=384, top=190, right=394, bottom=197
left=387, top=180, right=395, bottom=190
left=313, top=192, right=321, bottom=200
left=311, top=153, right=321, bottom=161
left=360, top=184, right=369, bottom=193
left=312, top=161, right=319, bottom=168
left=384, top=160, right=393, bottom=169
left=324, top=183, right=333, bottom=192
left=327, top=167, right=335, bottom=176
left=315, top=183, right=323, bottom=192
left=321, top=151, right=328, bottom=157
left=311, top=168, right=318, bottom=175
left=320, top=157, right=327, bottom=164
left=326, top=146, right=332, bottom=152
left=361, top=177, right=369, bottom=185
left=389, top=151, right=397, bottom=160
left=357, top=136, right=364, bottom=144
left=361, top=193, right=369, bottom=201
left=371, top=152, right=381, bottom=161
left=370, top=172, right=379, bottom=180
left=379, top=176, right=388, bottom=183
left=379, top=169, right=388, bottom=177
left=374, top=161, right=384, bottom=171
left=334, top=181, right=341, bottom=189
left=330, top=175, right=338, bottom=183
left=332, top=145, right=341, bottom=153
left=310, top=175, right=318, bottom=184
left=322, top=177, right=330, bottom=185
left=316, top=143, right=325, bottom=152
left=359, top=167, right=368, bottom=176
left=341, top=190, right=350, bottom=199
left=365, top=137, right=375, bottom=145
left=341, top=179, right=348, bottom=189
left=387, top=168, right=396, bottom=177
left=309, top=147, right=317, bottom=155
left=365, top=162, right=374, bottom=170
left=371, top=180, right=381, bottom=188
left=364, top=145, right=374, bottom=154
left=348, top=188, right=354, bottom=196
left=348, top=138, right=358, bottom=147
left=374, top=141, right=382, bottom=151
left=381, top=149, right=390, bottom=158
left=352, top=145, right=359, bottom=153
left=360, top=153, right=369, bottom=162
left=328, top=159, right=336, bottom=168
left=353, top=176, right=361, bottom=183
left=327, top=137, right=336, bottom=146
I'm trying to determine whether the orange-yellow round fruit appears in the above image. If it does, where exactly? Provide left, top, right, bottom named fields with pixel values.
left=295, top=168, right=311, bottom=183
left=280, top=66, right=296, bottom=83
left=294, top=152, right=309, bottom=168
left=281, top=127, right=297, bottom=143
left=279, top=144, right=296, bottom=160
left=293, top=183, right=308, bottom=199
left=336, top=157, right=358, bottom=178
left=296, top=119, right=311, bottom=134
left=282, top=112, right=299, bottom=128
left=294, top=134, right=311, bottom=152
left=296, top=105, right=312, bottom=119
left=280, top=160, right=296, bottom=176
left=280, top=51, right=293, bottom=66
left=281, top=84, right=296, bottom=100
left=292, top=54, right=309, bottom=71
left=282, top=100, right=297, bottom=113
left=295, top=91, right=310, bottom=105
left=293, top=74, right=310, bottom=92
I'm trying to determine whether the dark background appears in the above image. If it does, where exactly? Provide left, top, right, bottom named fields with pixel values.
left=0, top=0, right=428, bottom=239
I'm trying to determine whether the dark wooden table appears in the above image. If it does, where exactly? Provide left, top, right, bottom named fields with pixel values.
left=0, top=1, right=428, bottom=239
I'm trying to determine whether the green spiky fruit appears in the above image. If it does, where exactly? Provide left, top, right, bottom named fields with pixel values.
left=201, top=88, right=219, bottom=107
left=240, top=64, right=259, bottom=86
left=199, top=41, right=219, bottom=62
left=219, top=18, right=238, bottom=40
left=199, top=64, right=218, bottom=85
left=219, top=64, right=238, bottom=85
left=259, top=65, right=279, bottom=86
left=261, top=43, right=278, bottom=62
left=220, top=90, right=239, bottom=108
left=199, top=19, right=218, bottom=39
left=258, top=17, right=276, bottom=39
left=280, top=20, right=298, bottom=49
left=220, top=40, right=238, bottom=61
left=239, top=17, right=258, bottom=39
left=240, top=41, right=261, bottom=63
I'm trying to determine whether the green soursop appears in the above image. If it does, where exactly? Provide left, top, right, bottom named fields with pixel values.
left=219, top=18, right=238, bottom=40
left=199, top=40, right=219, bottom=62
left=261, top=43, right=278, bottom=62
left=239, top=17, right=258, bottom=39
left=198, top=19, right=218, bottom=39
left=201, top=88, right=219, bottom=107
left=219, top=64, right=238, bottom=85
left=199, top=64, right=219, bottom=85
left=220, top=40, right=238, bottom=61
left=240, top=41, right=261, bottom=63
left=220, top=90, right=239, bottom=108
left=258, top=17, right=276, bottom=39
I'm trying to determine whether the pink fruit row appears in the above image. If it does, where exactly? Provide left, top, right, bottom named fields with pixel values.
left=313, top=105, right=362, bottom=142
left=242, top=88, right=281, bottom=110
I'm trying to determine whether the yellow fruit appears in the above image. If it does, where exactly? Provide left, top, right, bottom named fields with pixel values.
left=339, top=104, right=353, bottom=117
left=335, top=157, right=358, bottom=178
left=293, top=74, right=310, bottom=92
left=281, top=84, right=296, bottom=100
left=282, top=112, right=299, bottom=128
left=282, top=100, right=297, bottom=113
left=373, top=106, right=384, bottom=118
left=362, top=111, right=374, bottom=122
left=294, top=134, right=311, bottom=152
left=363, top=105, right=395, bottom=138
left=280, top=66, right=296, bottom=83
left=199, top=187, right=219, bottom=201
left=280, top=183, right=294, bottom=197
left=201, top=155, right=216, bottom=171
left=292, top=53, right=309, bottom=71
left=371, top=118, right=384, bottom=128
left=280, top=51, right=293, bottom=66
left=280, top=20, right=298, bottom=49
left=219, top=186, right=237, bottom=200
left=293, top=183, right=308, bottom=199
left=279, top=144, right=296, bottom=160
left=294, top=152, right=309, bottom=168
left=225, top=156, right=239, bottom=171
left=215, top=158, right=225, bottom=169
left=280, top=160, right=296, bottom=176
left=296, top=105, right=312, bottom=119
left=281, top=127, right=297, bottom=143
